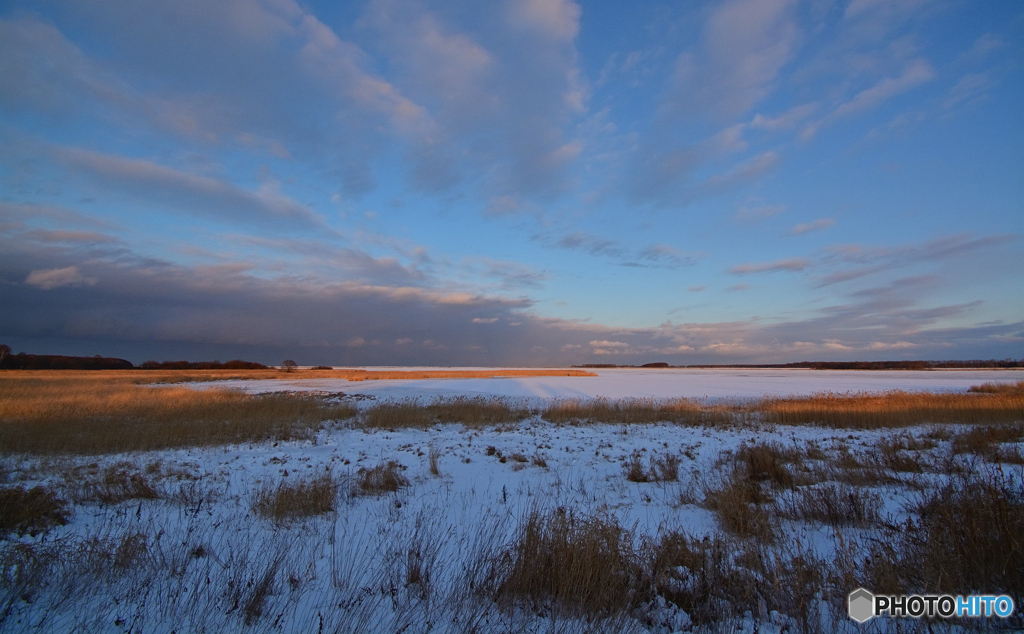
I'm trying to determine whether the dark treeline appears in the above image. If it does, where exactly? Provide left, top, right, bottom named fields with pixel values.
left=577, top=359, right=1024, bottom=370
left=0, top=345, right=267, bottom=370
left=0, top=353, right=134, bottom=370
left=138, top=360, right=269, bottom=370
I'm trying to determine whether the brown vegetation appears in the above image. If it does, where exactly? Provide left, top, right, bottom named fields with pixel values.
left=0, top=486, right=70, bottom=537
left=363, top=396, right=533, bottom=429
left=355, top=461, right=409, bottom=495
left=761, top=389, right=1024, bottom=428
left=494, top=509, right=648, bottom=616
left=0, top=376, right=356, bottom=454
left=252, top=471, right=340, bottom=521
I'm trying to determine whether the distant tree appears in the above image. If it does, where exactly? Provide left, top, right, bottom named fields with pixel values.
left=0, top=344, right=9, bottom=366
left=282, top=359, right=298, bottom=372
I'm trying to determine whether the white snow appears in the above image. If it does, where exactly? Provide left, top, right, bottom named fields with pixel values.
left=206, top=367, right=1024, bottom=403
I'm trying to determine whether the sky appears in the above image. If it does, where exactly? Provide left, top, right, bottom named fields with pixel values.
left=1, top=0, right=1022, bottom=366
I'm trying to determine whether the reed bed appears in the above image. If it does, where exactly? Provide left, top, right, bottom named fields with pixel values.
left=0, top=377, right=355, bottom=454
left=362, top=396, right=534, bottom=429
left=761, top=389, right=1024, bottom=428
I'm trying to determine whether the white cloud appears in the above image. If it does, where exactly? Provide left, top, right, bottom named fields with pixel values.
left=729, top=258, right=808, bottom=275
left=789, top=218, right=836, bottom=236
left=25, top=265, right=96, bottom=290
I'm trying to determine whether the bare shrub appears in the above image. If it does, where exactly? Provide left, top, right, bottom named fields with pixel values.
left=0, top=486, right=70, bottom=537
left=530, top=452, right=548, bottom=468
left=253, top=471, right=340, bottom=521
left=493, top=509, right=649, bottom=616
left=355, top=461, right=409, bottom=495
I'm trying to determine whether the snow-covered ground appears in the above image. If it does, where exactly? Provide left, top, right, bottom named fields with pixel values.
left=205, top=367, right=1024, bottom=403
left=2, top=370, right=1022, bottom=633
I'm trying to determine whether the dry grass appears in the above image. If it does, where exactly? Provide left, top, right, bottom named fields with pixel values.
left=252, top=471, right=340, bottom=521
left=951, top=424, right=1024, bottom=464
left=428, top=445, right=441, bottom=477
left=651, top=531, right=825, bottom=629
left=355, top=461, right=409, bottom=495
left=0, top=486, right=70, bottom=537
left=861, top=470, right=1024, bottom=610
left=79, top=465, right=161, bottom=504
left=968, top=380, right=1024, bottom=394
left=780, top=483, right=882, bottom=527
left=494, top=509, right=648, bottom=616
left=761, top=389, right=1024, bottom=428
left=0, top=376, right=356, bottom=454
left=543, top=397, right=737, bottom=426
left=362, top=396, right=533, bottom=429
left=624, top=451, right=681, bottom=483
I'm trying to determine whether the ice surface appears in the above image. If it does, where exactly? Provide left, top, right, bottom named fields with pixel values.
left=205, top=367, right=1024, bottom=403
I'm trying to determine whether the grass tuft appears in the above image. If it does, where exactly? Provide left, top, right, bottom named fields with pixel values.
left=0, top=486, right=71, bottom=537
left=494, top=509, right=648, bottom=616
left=253, top=471, right=340, bottom=521
left=355, top=461, right=409, bottom=495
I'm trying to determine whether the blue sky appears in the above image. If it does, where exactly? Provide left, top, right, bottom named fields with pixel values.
left=1, top=0, right=1021, bottom=366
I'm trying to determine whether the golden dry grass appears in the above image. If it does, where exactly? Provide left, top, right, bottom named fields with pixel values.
left=761, top=389, right=1024, bottom=428
left=0, top=375, right=356, bottom=454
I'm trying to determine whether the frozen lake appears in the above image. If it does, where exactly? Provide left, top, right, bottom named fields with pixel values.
left=206, top=367, right=1024, bottom=402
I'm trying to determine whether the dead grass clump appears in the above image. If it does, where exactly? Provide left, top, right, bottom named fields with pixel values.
left=951, top=424, right=1024, bottom=464
left=734, top=441, right=797, bottom=489
left=428, top=445, right=441, bottom=477
left=355, top=461, right=409, bottom=495
left=253, top=471, right=340, bottom=521
left=362, top=396, right=533, bottom=429
left=761, top=389, right=1024, bottom=428
left=543, top=397, right=736, bottom=426
left=624, top=452, right=681, bottom=483
left=0, top=377, right=356, bottom=454
left=0, top=486, right=70, bottom=537
left=781, top=483, right=882, bottom=527
left=494, top=509, right=648, bottom=616
left=77, top=465, right=161, bottom=504
left=651, top=530, right=826, bottom=630
left=862, top=470, right=1024, bottom=609
left=703, top=472, right=777, bottom=541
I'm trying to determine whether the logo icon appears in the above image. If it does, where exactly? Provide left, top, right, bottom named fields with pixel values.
left=849, top=588, right=874, bottom=623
